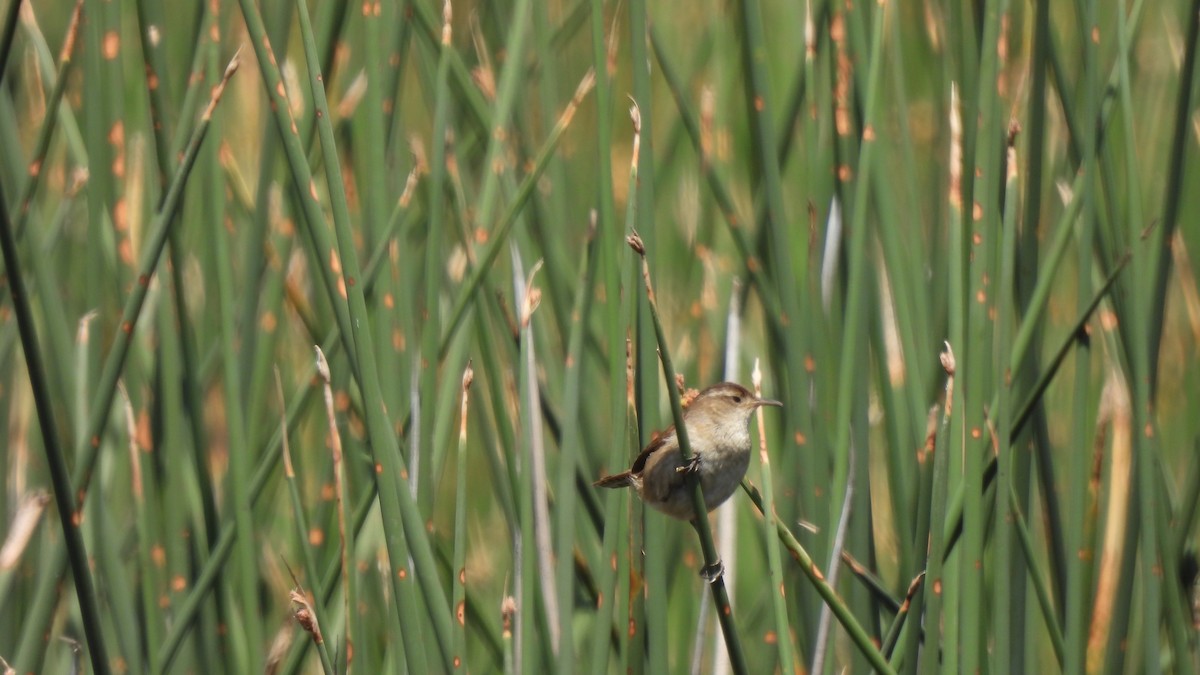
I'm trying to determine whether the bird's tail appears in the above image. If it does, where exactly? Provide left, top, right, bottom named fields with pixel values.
left=593, top=472, right=633, bottom=489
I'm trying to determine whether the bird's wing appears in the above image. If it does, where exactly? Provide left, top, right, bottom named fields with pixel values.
left=631, top=425, right=676, bottom=475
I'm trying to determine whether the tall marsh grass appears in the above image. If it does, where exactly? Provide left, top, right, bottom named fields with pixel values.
left=1, top=0, right=1199, bottom=673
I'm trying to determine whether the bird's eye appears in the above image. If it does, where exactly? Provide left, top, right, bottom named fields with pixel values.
left=731, top=396, right=743, bottom=404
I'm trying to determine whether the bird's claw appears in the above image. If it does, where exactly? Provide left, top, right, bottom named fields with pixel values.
left=700, top=560, right=725, bottom=584
left=676, top=455, right=702, bottom=476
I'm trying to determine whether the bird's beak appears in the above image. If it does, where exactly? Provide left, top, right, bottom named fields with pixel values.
left=756, top=398, right=783, bottom=408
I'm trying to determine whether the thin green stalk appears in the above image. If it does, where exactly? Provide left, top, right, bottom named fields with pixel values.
left=132, top=0, right=175, bottom=161
left=828, top=5, right=891, bottom=671
left=587, top=80, right=633, bottom=667
left=291, top=0, right=454, bottom=666
left=628, top=4, right=668, bottom=673
left=233, top=0, right=297, bottom=407
left=15, top=4, right=86, bottom=167
left=1155, top=459, right=1196, bottom=675
left=739, top=479, right=896, bottom=674
left=526, top=0, right=571, bottom=326
left=470, top=0, right=533, bottom=238
left=452, top=364, right=474, bottom=670
left=628, top=232, right=749, bottom=674
left=880, top=572, right=925, bottom=664
left=836, top=551, right=903, bottom=616
left=941, top=73, right=968, bottom=675
left=947, top=0, right=978, bottom=220
left=1138, top=0, right=1200, bottom=667
left=208, top=42, right=260, bottom=671
left=992, top=132, right=1020, bottom=675
left=873, top=14, right=933, bottom=461
left=752, top=362, right=796, bottom=673
left=314, top=347, right=354, bottom=672
left=1010, top=254, right=1130, bottom=439
left=1007, top=481, right=1066, bottom=667
left=1147, top=0, right=1200, bottom=382
left=156, top=285, right=220, bottom=672
left=161, top=9, right=224, bottom=589
left=615, top=359, right=638, bottom=675
left=1065, top=1, right=1098, bottom=670
left=1007, top=173, right=1084, bottom=391
left=1014, top=1, right=1055, bottom=653
left=775, top=0, right=824, bottom=166
left=275, top=370, right=336, bottom=675
left=620, top=121, right=653, bottom=675
left=0, top=0, right=22, bottom=76
left=555, top=232, right=597, bottom=672
left=22, top=176, right=80, bottom=446
left=894, top=408, right=937, bottom=675
left=357, top=0, right=389, bottom=256
left=847, top=10, right=932, bottom=591
left=128, top=13, right=223, bottom=665
left=9, top=0, right=83, bottom=240
left=959, top=0, right=1008, bottom=667
left=0, top=137, right=113, bottom=675
left=586, top=16, right=618, bottom=610
left=733, top=2, right=811, bottom=590
left=80, top=0, right=122, bottom=302
left=514, top=251, right=553, bottom=673
left=919, top=359, right=954, bottom=675
left=87, top=448, right=140, bottom=673
left=471, top=303, right=519, bottom=528
left=407, top=0, right=490, bottom=138
left=420, top=0, right=453, bottom=528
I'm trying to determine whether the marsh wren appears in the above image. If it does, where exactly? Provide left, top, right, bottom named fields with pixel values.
left=594, top=382, right=782, bottom=521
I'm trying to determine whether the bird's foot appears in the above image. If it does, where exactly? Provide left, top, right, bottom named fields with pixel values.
left=675, top=455, right=702, bottom=476
left=699, top=560, right=725, bottom=584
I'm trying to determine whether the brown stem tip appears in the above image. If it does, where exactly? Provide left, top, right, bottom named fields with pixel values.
left=626, top=231, right=645, bottom=255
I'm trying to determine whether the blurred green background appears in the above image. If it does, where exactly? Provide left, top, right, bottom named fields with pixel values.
left=1, top=0, right=1199, bottom=672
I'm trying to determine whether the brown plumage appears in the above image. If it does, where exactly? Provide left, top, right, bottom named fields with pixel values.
left=594, top=382, right=782, bottom=520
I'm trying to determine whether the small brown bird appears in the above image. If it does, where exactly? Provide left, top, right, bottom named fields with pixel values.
left=594, top=382, right=783, bottom=521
